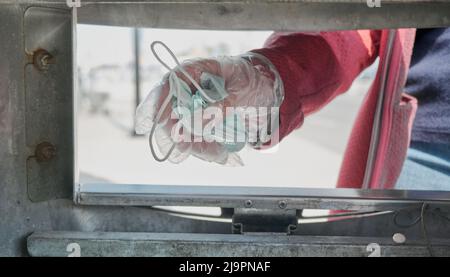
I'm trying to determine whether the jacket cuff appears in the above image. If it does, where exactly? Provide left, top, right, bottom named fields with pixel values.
left=249, top=48, right=304, bottom=142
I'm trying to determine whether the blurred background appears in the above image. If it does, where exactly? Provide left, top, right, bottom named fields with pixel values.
left=77, top=24, right=377, bottom=188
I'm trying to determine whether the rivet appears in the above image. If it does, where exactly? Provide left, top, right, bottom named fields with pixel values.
left=35, top=141, right=57, bottom=162
left=244, top=200, right=253, bottom=208
left=279, top=200, right=287, bottom=209
left=32, top=49, right=54, bottom=71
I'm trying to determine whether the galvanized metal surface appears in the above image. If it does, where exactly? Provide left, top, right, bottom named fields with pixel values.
left=0, top=5, right=229, bottom=257
left=4, top=1, right=450, bottom=30
left=27, top=231, right=450, bottom=257
left=24, top=6, right=74, bottom=202
left=1, top=1, right=450, bottom=257
left=76, top=1, right=450, bottom=30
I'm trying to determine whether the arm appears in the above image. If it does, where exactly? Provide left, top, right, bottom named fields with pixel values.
left=251, top=30, right=381, bottom=141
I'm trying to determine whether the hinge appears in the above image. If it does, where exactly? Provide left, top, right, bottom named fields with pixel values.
left=66, top=0, right=81, bottom=8
left=232, top=208, right=300, bottom=235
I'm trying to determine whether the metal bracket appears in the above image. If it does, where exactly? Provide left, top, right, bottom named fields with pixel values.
left=232, top=208, right=300, bottom=235
left=67, top=0, right=81, bottom=8
left=24, top=6, right=74, bottom=202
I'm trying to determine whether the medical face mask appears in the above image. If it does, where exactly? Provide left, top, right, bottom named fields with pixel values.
left=148, top=41, right=247, bottom=162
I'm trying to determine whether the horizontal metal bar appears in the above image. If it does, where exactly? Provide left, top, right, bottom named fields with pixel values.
left=27, top=231, right=450, bottom=256
left=76, top=183, right=450, bottom=211
left=5, top=1, right=450, bottom=30
left=6, top=1, right=449, bottom=4
left=74, top=2, right=450, bottom=30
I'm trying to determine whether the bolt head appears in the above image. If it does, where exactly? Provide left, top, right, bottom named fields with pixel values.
left=33, top=49, right=53, bottom=71
left=35, top=141, right=56, bottom=162
left=278, top=200, right=287, bottom=209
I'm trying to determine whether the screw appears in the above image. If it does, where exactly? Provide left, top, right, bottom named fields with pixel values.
left=35, top=141, right=57, bottom=162
left=278, top=200, right=287, bottom=209
left=244, top=200, right=253, bottom=208
left=32, top=49, right=54, bottom=71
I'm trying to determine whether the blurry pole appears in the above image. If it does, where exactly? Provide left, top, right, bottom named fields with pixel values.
left=132, top=28, right=142, bottom=136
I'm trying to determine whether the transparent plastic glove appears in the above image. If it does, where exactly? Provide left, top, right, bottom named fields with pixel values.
left=135, top=42, right=284, bottom=166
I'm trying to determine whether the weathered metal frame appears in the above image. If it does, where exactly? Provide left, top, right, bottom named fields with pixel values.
left=77, top=183, right=450, bottom=211
left=68, top=0, right=450, bottom=210
left=27, top=231, right=450, bottom=257
left=76, top=0, right=450, bottom=31
left=5, top=1, right=450, bottom=32
left=2, top=0, right=450, bottom=257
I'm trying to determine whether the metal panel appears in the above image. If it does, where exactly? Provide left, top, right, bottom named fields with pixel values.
left=27, top=231, right=450, bottom=257
left=76, top=1, right=450, bottom=30
left=8, top=1, right=450, bottom=30
left=24, top=6, right=74, bottom=202
left=77, top=183, right=450, bottom=211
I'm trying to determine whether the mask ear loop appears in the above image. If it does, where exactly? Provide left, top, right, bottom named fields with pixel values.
left=149, top=41, right=215, bottom=162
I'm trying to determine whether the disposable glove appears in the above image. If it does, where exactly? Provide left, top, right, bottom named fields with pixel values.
left=135, top=41, right=284, bottom=166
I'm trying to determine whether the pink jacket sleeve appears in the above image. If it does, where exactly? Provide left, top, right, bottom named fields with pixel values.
left=251, top=30, right=382, bottom=141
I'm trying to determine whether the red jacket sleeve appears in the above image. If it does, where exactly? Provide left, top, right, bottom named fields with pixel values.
left=251, top=30, right=381, bottom=141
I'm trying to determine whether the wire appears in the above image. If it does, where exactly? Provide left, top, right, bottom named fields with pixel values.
left=300, top=210, right=392, bottom=221
left=150, top=41, right=215, bottom=103
left=421, top=203, right=434, bottom=257
left=393, top=205, right=423, bottom=228
left=434, top=208, right=450, bottom=222
left=148, top=41, right=220, bottom=162
left=392, top=202, right=435, bottom=257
